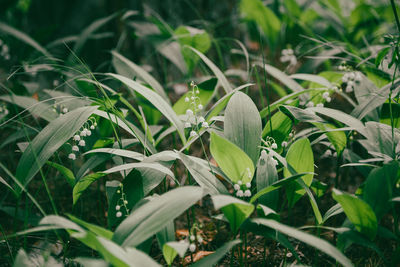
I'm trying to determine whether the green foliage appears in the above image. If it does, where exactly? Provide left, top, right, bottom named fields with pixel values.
left=210, top=132, right=255, bottom=184
left=224, top=91, right=262, bottom=164
left=1, top=1, right=399, bottom=265
left=284, top=138, right=314, bottom=207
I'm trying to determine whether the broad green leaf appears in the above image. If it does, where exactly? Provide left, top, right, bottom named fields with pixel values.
left=322, top=203, right=343, bottom=223
left=0, top=95, right=58, bottom=122
left=362, top=121, right=400, bottom=158
left=362, top=161, right=399, bottom=220
left=102, top=162, right=174, bottom=179
left=13, top=249, right=61, bottom=267
left=46, top=161, right=75, bottom=187
left=84, top=148, right=144, bottom=161
left=44, top=89, right=93, bottom=110
left=256, top=204, right=279, bottom=220
left=251, top=218, right=353, bottom=267
left=163, top=241, right=188, bottom=266
left=297, top=178, right=322, bottom=224
left=73, top=173, right=107, bottom=205
left=175, top=26, right=211, bottom=72
left=0, top=22, right=52, bottom=58
left=157, top=220, right=175, bottom=251
left=250, top=172, right=313, bottom=204
left=112, top=50, right=169, bottom=102
left=313, top=123, right=347, bottom=155
left=224, top=91, right=262, bottom=165
left=187, top=47, right=233, bottom=93
left=262, top=111, right=293, bottom=148
left=279, top=105, right=324, bottom=124
left=204, top=84, right=252, bottom=122
left=290, top=73, right=332, bottom=88
left=260, top=88, right=322, bottom=118
left=240, top=0, right=281, bottom=45
left=179, top=152, right=228, bottom=195
left=94, top=110, right=156, bottom=154
left=67, top=214, right=113, bottom=240
left=332, top=189, right=378, bottom=240
left=284, top=138, right=314, bottom=207
left=192, top=240, right=241, bottom=267
left=157, top=41, right=188, bottom=74
left=351, top=79, right=400, bottom=120
left=113, top=186, right=203, bottom=247
left=15, top=106, right=98, bottom=195
left=107, top=73, right=186, bottom=144
left=309, top=107, right=367, bottom=136
left=210, top=132, right=255, bottom=184
left=256, top=151, right=278, bottom=210
left=96, top=237, right=161, bottom=267
left=74, top=258, right=108, bottom=267
left=211, top=194, right=254, bottom=233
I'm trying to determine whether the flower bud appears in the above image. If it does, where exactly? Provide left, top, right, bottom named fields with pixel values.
left=201, top=122, right=209, bottom=128
left=244, top=190, right=251, bottom=197
left=190, top=130, right=197, bottom=137
left=189, top=243, right=196, bottom=252
left=186, top=109, right=193, bottom=116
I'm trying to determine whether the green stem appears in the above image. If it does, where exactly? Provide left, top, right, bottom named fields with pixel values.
left=259, top=34, right=273, bottom=138
left=390, top=0, right=400, bottom=34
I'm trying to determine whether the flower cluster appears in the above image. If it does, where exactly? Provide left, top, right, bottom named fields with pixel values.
left=0, top=40, right=10, bottom=60
left=233, top=179, right=252, bottom=198
left=322, top=149, right=337, bottom=158
left=280, top=48, right=297, bottom=66
left=341, top=71, right=362, bottom=93
left=184, top=81, right=209, bottom=138
left=183, top=223, right=204, bottom=253
left=52, top=103, right=69, bottom=115
left=262, top=136, right=278, bottom=150
left=68, top=118, right=97, bottom=160
left=115, top=183, right=130, bottom=218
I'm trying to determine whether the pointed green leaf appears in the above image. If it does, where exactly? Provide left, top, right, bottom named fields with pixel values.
left=284, top=138, right=314, bottom=207
left=332, top=189, right=377, bottom=240
left=15, top=106, right=98, bottom=195
left=224, top=92, right=262, bottom=165
left=210, top=132, right=254, bottom=184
